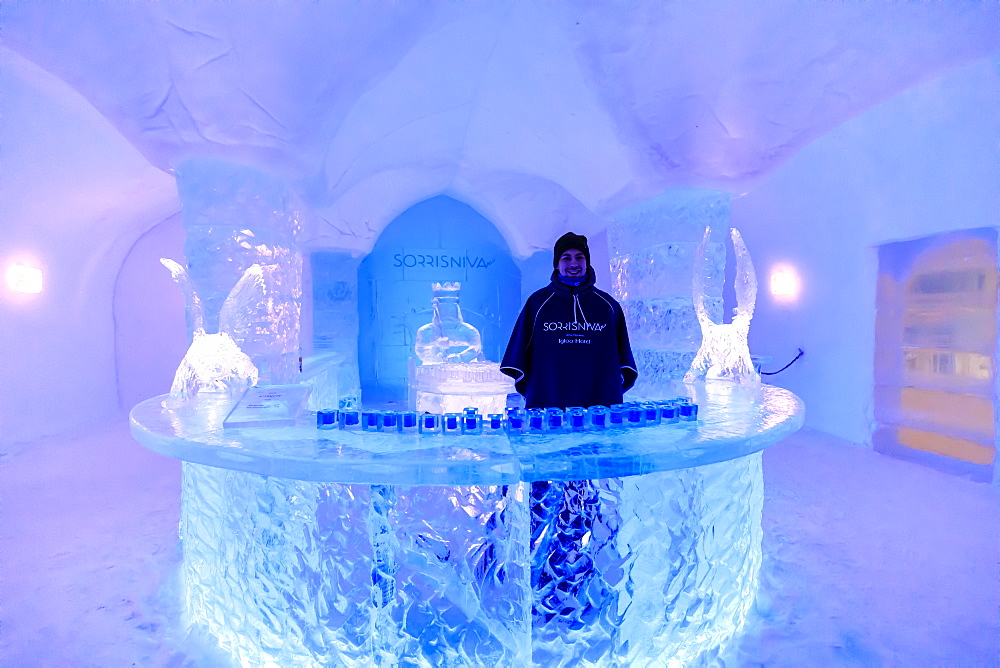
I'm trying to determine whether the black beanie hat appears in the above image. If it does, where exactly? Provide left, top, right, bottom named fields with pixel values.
left=553, top=232, right=591, bottom=268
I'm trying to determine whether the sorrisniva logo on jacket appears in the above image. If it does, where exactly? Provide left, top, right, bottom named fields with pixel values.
left=542, top=321, right=607, bottom=332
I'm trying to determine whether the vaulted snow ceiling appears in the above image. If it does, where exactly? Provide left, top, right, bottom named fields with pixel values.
left=4, top=1, right=998, bottom=253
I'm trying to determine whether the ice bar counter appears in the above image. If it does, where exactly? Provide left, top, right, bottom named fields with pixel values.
left=131, top=381, right=803, bottom=666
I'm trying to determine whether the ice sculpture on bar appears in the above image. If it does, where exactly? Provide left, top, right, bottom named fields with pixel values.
left=412, top=282, right=513, bottom=413
left=414, top=282, right=483, bottom=364
left=411, top=361, right=515, bottom=414
left=609, top=189, right=728, bottom=398
left=161, top=258, right=259, bottom=400
left=685, top=227, right=760, bottom=386
left=176, top=159, right=302, bottom=385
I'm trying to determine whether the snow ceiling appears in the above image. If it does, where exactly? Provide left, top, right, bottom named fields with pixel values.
left=3, top=1, right=998, bottom=254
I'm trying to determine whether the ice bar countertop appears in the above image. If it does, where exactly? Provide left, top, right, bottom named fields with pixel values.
left=130, top=381, right=803, bottom=485
left=131, top=382, right=805, bottom=485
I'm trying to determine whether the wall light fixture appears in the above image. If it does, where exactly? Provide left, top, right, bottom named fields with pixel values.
left=6, top=263, right=43, bottom=294
left=770, top=266, right=799, bottom=300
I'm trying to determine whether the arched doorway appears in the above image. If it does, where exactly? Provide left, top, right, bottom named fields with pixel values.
left=357, top=196, right=521, bottom=406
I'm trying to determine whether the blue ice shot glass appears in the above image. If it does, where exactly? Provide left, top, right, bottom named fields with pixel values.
left=609, top=404, right=627, bottom=428
left=443, top=413, right=462, bottom=434
left=380, top=411, right=399, bottom=432
left=361, top=410, right=381, bottom=432
left=484, top=413, right=505, bottom=434
left=587, top=405, right=609, bottom=430
left=461, top=412, right=483, bottom=435
left=527, top=408, right=546, bottom=434
left=566, top=407, right=587, bottom=432
left=419, top=413, right=442, bottom=434
left=399, top=411, right=418, bottom=433
left=545, top=407, right=565, bottom=432
left=505, top=408, right=527, bottom=434
left=317, top=409, right=338, bottom=430
left=339, top=410, right=360, bottom=431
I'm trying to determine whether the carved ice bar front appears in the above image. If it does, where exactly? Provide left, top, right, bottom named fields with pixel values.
left=132, top=382, right=802, bottom=666
left=136, top=176, right=801, bottom=665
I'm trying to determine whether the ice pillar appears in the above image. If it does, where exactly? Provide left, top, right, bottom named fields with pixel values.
left=607, top=192, right=762, bottom=659
left=311, top=251, right=362, bottom=409
left=176, top=159, right=303, bottom=385
left=609, top=189, right=728, bottom=397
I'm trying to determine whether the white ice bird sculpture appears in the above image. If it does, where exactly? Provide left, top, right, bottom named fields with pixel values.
left=684, top=227, right=760, bottom=386
left=161, top=258, right=262, bottom=400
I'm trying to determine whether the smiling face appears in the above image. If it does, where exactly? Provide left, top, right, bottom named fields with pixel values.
left=557, top=249, right=588, bottom=278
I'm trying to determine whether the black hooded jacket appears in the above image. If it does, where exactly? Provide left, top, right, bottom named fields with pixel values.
left=501, top=268, right=637, bottom=409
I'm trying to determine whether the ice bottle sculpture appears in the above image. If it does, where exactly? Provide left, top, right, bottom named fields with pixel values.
left=685, top=227, right=760, bottom=386
left=414, top=282, right=483, bottom=364
left=161, top=258, right=260, bottom=400
left=411, top=283, right=511, bottom=413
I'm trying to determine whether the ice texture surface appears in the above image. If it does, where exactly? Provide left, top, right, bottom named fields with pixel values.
left=685, top=227, right=761, bottom=386
left=181, top=465, right=531, bottom=666
left=530, top=456, right=762, bottom=665
left=177, top=450, right=762, bottom=665
left=414, top=282, right=483, bottom=364
left=168, top=332, right=258, bottom=401
left=177, top=159, right=302, bottom=385
left=610, top=190, right=728, bottom=398
left=300, top=352, right=346, bottom=411
left=160, top=258, right=259, bottom=400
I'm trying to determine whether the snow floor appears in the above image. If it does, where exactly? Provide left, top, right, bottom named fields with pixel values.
left=1, top=418, right=997, bottom=667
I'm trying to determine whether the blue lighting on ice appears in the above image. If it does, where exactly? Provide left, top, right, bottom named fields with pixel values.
left=3, top=3, right=998, bottom=666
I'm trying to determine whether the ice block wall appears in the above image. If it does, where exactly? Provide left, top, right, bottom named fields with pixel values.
left=609, top=190, right=728, bottom=398
left=175, top=159, right=302, bottom=385
left=874, top=229, right=998, bottom=482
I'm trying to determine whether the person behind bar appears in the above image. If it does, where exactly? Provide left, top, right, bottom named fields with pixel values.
left=500, top=232, right=637, bottom=409
left=500, top=232, right=638, bottom=629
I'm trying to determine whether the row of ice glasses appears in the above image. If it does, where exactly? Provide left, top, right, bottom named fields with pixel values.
left=317, top=399, right=698, bottom=435
left=317, top=406, right=506, bottom=435
left=505, top=398, right=696, bottom=434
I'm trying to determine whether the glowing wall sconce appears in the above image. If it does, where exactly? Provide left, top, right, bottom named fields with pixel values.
left=6, top=263, right=43, bottom=294
left=769, top=266, right=799, bottom=300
